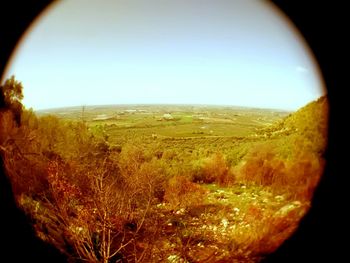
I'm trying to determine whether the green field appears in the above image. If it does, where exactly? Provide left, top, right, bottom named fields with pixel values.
left=38, top=104, right=289, bottom=151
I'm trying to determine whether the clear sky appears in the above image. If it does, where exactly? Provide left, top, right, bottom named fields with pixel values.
left=2, top=0, right=325, bottom=111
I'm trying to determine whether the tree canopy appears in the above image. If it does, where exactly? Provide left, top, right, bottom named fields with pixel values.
left=0, top=75, right=24, bottom=124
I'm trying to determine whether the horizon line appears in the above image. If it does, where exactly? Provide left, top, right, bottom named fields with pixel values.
left=33, top=102, right=298, bottom=113
left=30, top=95, right=326, bottom=112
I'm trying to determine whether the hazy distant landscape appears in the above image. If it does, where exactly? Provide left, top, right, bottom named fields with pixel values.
left=37, top=104, right=289, bottom=137
left=0, top=77, right=328, bottom=262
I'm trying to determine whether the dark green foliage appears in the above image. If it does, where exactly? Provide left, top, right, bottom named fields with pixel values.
left=0, top=75, right=24, bottom=124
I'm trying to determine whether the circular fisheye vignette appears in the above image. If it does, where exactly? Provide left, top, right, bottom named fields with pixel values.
left=1, top=1, right=328, bottom=262
left=1, top=1, right=58, bottom=83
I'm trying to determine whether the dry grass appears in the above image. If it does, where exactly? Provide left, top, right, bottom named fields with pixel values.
left=164, top=176, right=208, bottom=209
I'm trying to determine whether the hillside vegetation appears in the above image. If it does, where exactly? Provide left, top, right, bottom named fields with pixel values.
left=0, top=76, right=328, bottom=262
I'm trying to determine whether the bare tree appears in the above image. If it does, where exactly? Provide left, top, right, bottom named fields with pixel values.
left=28, top=157, right=155, bottom=263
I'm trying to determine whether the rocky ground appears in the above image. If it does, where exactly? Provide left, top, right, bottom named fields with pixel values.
left=149, top=184, right=309, bottom=262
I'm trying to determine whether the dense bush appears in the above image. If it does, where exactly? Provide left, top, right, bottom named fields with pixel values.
left=193, top=153, right=235, bottom=186
left=164, top=176, right=207, bottom=209
left=236, top=143, right=325, bottom=200
left=236, top=144, right=280, bottom=186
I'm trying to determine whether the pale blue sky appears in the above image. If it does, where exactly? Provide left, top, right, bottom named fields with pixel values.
left=2, top=0, right=325, bottom=110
